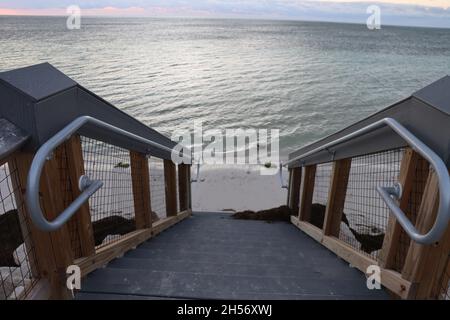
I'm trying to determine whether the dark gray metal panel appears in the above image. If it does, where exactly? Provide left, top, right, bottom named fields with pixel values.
left=413, top=76, right=450, bottom=116
left=0, top=118, right=30, bottom=160
left=288, top=97, right=450, bottom=167
left=79, top=212, right=389, bottom=300
left=0, top=63, right=76, bottom=101
left=0, top=81, right=37, bottom=150
left=32, top=86, right=175, bottom=159
left=0, top=63, right=176, bottom=159
left=75, top=87, right=176, bottom=159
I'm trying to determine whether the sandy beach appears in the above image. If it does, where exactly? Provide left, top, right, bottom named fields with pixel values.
left=191, top=164, right=288, bottom=212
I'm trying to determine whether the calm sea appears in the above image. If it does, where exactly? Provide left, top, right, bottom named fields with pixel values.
left=1, top=16, right=449, bottom=157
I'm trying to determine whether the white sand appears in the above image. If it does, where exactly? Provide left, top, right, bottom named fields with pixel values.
left=192, top=164, right=288, bottom=212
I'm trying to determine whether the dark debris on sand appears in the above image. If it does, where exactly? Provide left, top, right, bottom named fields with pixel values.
left=231, top=204, right=384, bottom=254
left=231, top=205, right=293, bottom=222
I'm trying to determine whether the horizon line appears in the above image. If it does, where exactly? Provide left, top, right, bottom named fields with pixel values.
left=1, top=13, right=450, bottom=30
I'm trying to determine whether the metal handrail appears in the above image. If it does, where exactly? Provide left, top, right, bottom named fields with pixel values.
left=282, top=117, right=450, bottom=245
left=26, top=115, right=191, bottom=232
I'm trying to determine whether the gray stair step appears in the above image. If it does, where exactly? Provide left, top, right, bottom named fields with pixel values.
left=107, top=256, right=355, bottom=279
left=125, top=247, right=340, bottom=267
left=81, top=268, right=386, bottom=300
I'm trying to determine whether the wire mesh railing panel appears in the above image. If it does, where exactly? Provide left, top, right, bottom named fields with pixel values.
left=312, top=163, right=332, bottom=206
left=339, top=148, right=403, bottom=260
left=310, top=163, right=332, bottom=229
left=392, top=157, right=430, bottom=272
left=149, top=158, right=166, bottom=219
left=81, top=137, right=137, bottom=248
left=0, top=160, right=39, bottom=300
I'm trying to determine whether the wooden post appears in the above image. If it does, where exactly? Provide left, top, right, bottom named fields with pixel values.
left=64, top=135, right=96, bottom=257
left=379, top=148, right=428, bottom=268
left=298, top=165, right=316, bottom=222
left=434, top=258, right=450, bottom=299
left=323, top=159, right=351, bottom=236
left=12, top=150, right=74, bottom=299
left=130, top=151, right=152, bottom=229
left=178, top=164, right=190, bottom=212
left=401, top=169, right=450, bottom=299
left=164, top=159, right=178, bottom=217
left=187, top=164, right=192, bottom=210
left=287, top=167, right=302, bottom=213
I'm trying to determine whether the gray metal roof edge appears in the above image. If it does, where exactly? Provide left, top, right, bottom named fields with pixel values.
left=287, top=95, right=411, bottom=160
left=411, top=94, right=450, bottom=117
left=76, top=84, right=176, bottom=147
left=0, top=62, right=77, bottom=102
left=412, top=75, right=450, bottom=116
left=0, top=77, right=38, bottom=102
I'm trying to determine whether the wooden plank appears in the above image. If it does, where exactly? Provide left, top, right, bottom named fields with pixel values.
left=401, top=169, right=447, bottom=299
left=435, top=258, right=450, bottom=299
left=405, top=219, right=450, bottom=299
left=64, top=135, right=96, bottom=257
left=401, top=170, right=439, bottom=280
left=322, top=236, right=412, bottom=299
left=12, top=150, right=74, bottom=299
left=130, top=151, right=152, bottom=229
left=11, top=153, right=60, bottom=295
left=291, top=215, right=412, bottom=299
left=152, top=209, right=192, bottom=236
left=187, top=165, right=192, bottom=210
left=379, top=148, right=428, bottom=269
left=178, top=164, right=190, bottom=212
left=428, top=226, right=450, bottom=299
left=323, top=159, right=351, bottom=236
left=24, top=279, right=51, bottom=300
left=8, top=155, right=40, bottom=278
left=75, top=210, right=192, bottom=277
left=10, top=154, right=51, bottom=272
left=287, top=167, right=302, bottom=213
left=76, top=228, right=152, bottom=277
left=164, top=159, right=178, bottom=217
left=298, top=165, right=316, bottom=221
left=291, top=216, right=323, bottom=243
left=41, top=147, right=76, bottom=299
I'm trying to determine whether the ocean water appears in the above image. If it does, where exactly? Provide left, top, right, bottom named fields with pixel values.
left=1, top=16, right=450, bottom=158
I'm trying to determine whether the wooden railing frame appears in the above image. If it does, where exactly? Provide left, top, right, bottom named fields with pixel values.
left=323, top=159, right=351, bottom=237
left=164, top=159, right=178, bottom=217
left=298, top=165, right=316, bottom=221
left=130, top=151, right=153, bottom=229
left=287, top=167, right=302, bottom=213
left=12, top=150, right=74, bottom=299
left=65, top=135, right=96, bottom=257
left=6, top=136, right=192, bottom=299
left=289, top=147, right=449, bottom=299
left=178, top=164, right=191, bottom=211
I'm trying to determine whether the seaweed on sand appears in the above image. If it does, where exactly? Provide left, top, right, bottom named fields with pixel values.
left=0, top=210, right=23, bottom=267
left=232, top=203, right=384, bottom=254
left=231, top=205, right=293, bottom=222
left=93, top=212, right=160, bottom=246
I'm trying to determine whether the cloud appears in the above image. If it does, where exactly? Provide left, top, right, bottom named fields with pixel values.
left=1, top=0, right=450, bottom=28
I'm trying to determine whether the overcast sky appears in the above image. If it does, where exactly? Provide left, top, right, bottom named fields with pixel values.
left=1, top=0, right=449, bottom=28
